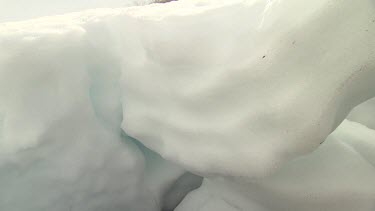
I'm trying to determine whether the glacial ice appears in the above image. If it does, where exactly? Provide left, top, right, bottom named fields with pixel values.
left=0, top=0, right=374, bottom=210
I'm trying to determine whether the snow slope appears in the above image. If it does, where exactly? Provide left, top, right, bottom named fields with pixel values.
left=0, top=0, right=156, bottom=22
left=177, top=120, right=375, bottom=211
left=120, top=0, right=375, bottom=178
left=0, top=0, right=374, bottom=210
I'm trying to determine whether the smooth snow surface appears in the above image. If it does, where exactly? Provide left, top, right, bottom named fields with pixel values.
left=0, top=0, right=156, bottom=22
left=0, top=0, right=375, bottom=210
left=176, top=120, right=375, bottom=211
left=162, top=172, right=203, bottom=211
left=348, top=97, right=375, bottom=130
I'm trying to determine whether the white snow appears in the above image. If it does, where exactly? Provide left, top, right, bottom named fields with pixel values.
left=120, top=0, right=375, bottom=178
left=0, top=0, right=156, bottom=22
left=0, top=0, right=374, bottom=210
left=348, top=97, right=375, bottom=130
left=0, top=2, right=189, bottom=210
left=176, top=120, right=375, bottom=211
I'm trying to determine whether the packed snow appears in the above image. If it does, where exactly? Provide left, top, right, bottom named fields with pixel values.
left=0, top=0, right=157, bottom=22
left=176, top=120, right=375, bottom=211
left=120, top=0, right=375, bottom=178
left=0, top=0, right=374, bottom=210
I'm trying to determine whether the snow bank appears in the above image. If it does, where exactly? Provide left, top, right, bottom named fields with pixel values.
left=0, top=0, right=375, bottom=210
left=176, top=120, right=375, bottom=211
left=0, top=2, right=190, bottom=210
left=0, top=0, right=156, bottom=22
left=0, top=28, right=154, bottom=209
left=120, top=0, right=375, bottom=178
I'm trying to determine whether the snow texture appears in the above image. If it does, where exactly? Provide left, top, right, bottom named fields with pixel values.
left=348, top=97, right=375, bottom=130
left=0, top=0, right=375, bottom=210
left=0, top=2, right=192, bottom=210
left=176, top=120, right=375, bottom=211
left=0, top=0, right=157, bottom=22
left=120, top=0, right=375, bottom=178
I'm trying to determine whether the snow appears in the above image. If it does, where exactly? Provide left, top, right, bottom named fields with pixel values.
left=0, top=2, right=195, bottom=210
left=0, top=22, right=153, bottom=209
left=348, top=97, right=375, bottom=130
left=176, top=120, right=375, bottom=211
left=162, top=172, right=203, bottom=211
left=0, top=0, right=374, bottom=210
left=0, top=0, right=156, bottom=22
left=120, top=0, right=375, bottom=178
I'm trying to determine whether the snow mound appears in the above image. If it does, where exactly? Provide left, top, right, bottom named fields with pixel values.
left=120, top=0, right=375, bottom=178
left=0, top=2, right=193, bottom=210
left=176, top=120, right=375, bottom=211
left=0, top=0, right=375, bottom=210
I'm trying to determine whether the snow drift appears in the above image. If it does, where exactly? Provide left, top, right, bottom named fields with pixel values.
left=0, top=0, right=375, bottom=210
